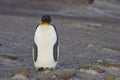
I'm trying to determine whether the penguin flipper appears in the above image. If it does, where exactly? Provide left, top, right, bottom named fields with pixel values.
left=53, top=41, right=58, bottom=62
left=34, top=42, right=38, bottom=62
left=52, top=24, right=59, bottom=62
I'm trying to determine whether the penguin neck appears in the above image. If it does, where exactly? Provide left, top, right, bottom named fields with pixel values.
left=41, top=22, right=50, bottom=26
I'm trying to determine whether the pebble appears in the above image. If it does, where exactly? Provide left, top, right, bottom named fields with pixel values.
left=80, top=0, right=94, bottom=4
left=79, top=65, right=105, bottom=75
left=52, top=70, right=76, bottom=80
left=93, top=60, right=120, bottom=69
left=105, top=75, right=116, bottom=80
left=12, top=69, right=29, bottom=80
left=0, top=55, right=17, bottom=60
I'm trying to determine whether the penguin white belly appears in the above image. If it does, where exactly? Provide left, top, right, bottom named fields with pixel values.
left=34, top=26, right=57, bottom=69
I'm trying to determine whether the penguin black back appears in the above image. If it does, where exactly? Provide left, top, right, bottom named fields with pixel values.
left=41, top=15, right=51, bottom=23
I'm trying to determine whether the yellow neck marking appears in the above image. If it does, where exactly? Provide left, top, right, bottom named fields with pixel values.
left=41, top=22, right=49, bottom=26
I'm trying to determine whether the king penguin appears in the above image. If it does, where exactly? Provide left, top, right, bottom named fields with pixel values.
left=33, top=15, right=59, bottom=71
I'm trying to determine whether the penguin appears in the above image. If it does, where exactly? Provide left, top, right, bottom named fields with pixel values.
left=33, top=15, right=59, bottom=71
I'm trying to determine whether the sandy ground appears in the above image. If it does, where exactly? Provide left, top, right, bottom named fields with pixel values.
left=0, top=0, right=120, bottom=80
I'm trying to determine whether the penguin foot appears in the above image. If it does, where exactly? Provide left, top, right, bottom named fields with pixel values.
left=46, top=67, right=54, bottom=71
left=38, top=67, right=45, bottom=72
left=37, top=67, right=54, bottom=72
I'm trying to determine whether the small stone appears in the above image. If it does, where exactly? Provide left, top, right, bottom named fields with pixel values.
left=106, top=75, right=116, bottom=80
left=102, top=47, right=120, bottom=51
left=52, top=70, right=76, bottom=80
left=47, top=77, right=58, bottom=80
left=12, top=69, right=29, bottom=79
left=87, top=44, right=95, bottom=48
left=0, top=55, right=17, bottom=60
left=93, top=60, right=120, bottom=69
left=79, top=65, right=92, bottom=70
left=91, top=67, right=106, bottom=73
left=80, top=0, right=94, bottom=4
left=79, top=65, right=105, bottom=74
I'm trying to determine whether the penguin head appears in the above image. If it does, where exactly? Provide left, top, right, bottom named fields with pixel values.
left=41, top=15, right=51, bottom=23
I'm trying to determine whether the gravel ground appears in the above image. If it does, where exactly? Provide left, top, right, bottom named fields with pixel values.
left=0, top=0, right=120, bottom=80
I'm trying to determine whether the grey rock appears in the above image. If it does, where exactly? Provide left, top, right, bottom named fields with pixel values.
left=105, top=75, right=116, bottom=80
left=52, top=70, right=76, bottom=80
left=80, top=0, right=94, bottom=4
left=12, top=69, right=29, bottom=80
left=0, top=55, right=17, bottom=60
